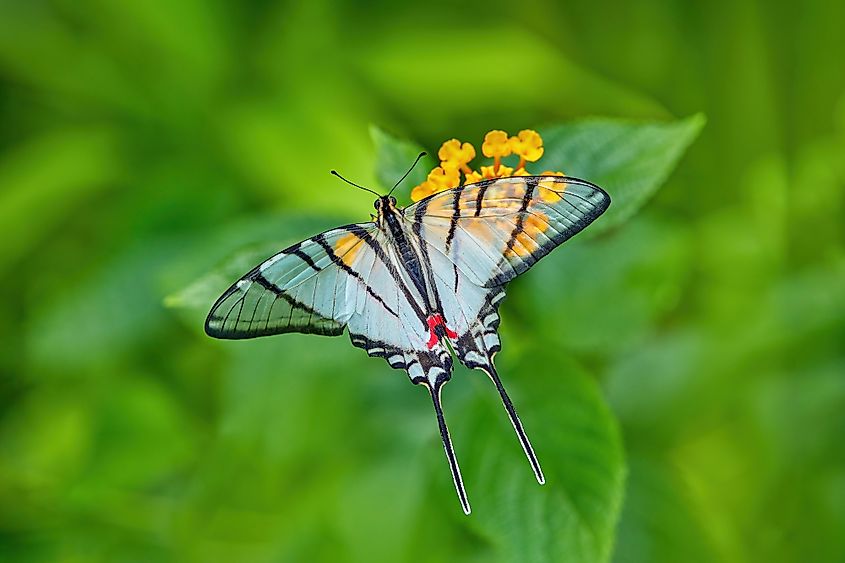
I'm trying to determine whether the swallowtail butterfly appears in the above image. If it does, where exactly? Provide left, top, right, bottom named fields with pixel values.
left=206, top=160, right=610, bottom=514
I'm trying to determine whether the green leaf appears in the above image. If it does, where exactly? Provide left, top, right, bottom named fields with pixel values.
left=461, top=353, right=626, bottom=563
left=511, top=218, right=693, bottom=355
left=164, top=215, right=340, bottom=312
left=370, top=125, right=437, bottom=196
left=176, top=115, right=703, bottom=315
left=164, top=240, right=285, bottom=311
left=538, top=114, right=705, bottom=235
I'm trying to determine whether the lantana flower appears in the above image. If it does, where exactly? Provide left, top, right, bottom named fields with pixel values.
left=410, top=165, right=461, bottom=201
left=438, top=139, right=476, bottom=174
left=411, top=128, right=564, bottom=202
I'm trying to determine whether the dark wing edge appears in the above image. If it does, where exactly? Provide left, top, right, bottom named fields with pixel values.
left=486, top=176, right=610, bottom=287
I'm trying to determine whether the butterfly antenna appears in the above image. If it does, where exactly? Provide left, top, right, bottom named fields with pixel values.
left=330, top=170, right=381, bottom=197
left=424, top=380, right=471, bottom=515
left=483, top=365, right=545, bottom=485
left=387, top=151, right=427, bottom=197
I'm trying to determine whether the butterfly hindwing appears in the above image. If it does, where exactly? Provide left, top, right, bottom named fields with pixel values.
left=341, top=226, right=453, bottom=385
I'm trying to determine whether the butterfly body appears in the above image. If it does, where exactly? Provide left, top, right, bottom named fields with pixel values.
left=206, top=175, right=610, bottom=514
left=377, top=195, right=439, bottom=318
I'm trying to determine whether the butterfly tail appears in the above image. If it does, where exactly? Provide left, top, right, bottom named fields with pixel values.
left=483, top=365, right=545, bottom=485
left=425, top=380, right=471, bottom=515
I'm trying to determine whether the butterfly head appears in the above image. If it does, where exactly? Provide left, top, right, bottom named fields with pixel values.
left=373, top=195, right=399, bottom=228
left=374, top=196, right=398, bottom=212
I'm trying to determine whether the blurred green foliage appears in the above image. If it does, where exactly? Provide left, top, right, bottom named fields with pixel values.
left=1, top=1, right=843, bottom=563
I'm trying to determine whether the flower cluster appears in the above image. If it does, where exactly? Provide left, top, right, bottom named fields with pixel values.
left=411, top=129, right=564, bottom=201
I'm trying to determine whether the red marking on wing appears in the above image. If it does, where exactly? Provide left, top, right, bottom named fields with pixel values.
left=426, top=314, right=457, bottom=349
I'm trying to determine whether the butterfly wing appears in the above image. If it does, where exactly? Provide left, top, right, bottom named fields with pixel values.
left=409, top=175, right=610, bottom=288
left=404, top=175, right=610, bottom=485
left=205, top=223, right=377, bottom=339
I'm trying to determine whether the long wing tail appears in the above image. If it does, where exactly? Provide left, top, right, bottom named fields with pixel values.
left=482, top=365, right=545, bottom=485
left=424, top=380, right=471, bottom=515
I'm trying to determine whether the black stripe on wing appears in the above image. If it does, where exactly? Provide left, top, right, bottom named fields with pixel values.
left=313, top=231, right=402, bottom=320
left=486, top=178, right=610, bottom=286
left=337, top=225, right=427, bottom=325
left=502, top=177, right=538, bottom=258
left=205, top=223, right=376, bottom=340
left=349, top=332, right=453, bottom=386
left=451, top=288, right=506, bottom=368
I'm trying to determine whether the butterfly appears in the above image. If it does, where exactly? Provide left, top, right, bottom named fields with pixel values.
left=205, top=155, right=610, bottom=514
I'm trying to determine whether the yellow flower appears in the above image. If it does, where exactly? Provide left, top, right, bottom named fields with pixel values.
left=438, top=139, right=476, bottom=172
left=481, top=130, right=512, bottom=158
left=410, top=166, right=460, bottom=200
left=509, top=129, right=544, bottom=162
left=427, top=166, right=460, bottom=190
left=409, top=128, right=564, bottom=201
left=539, top=170, right=565, bottom=176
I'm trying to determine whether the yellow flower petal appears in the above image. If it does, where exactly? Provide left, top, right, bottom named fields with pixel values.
left=464, top=170, right=482, bottom=184
left=411, top=181, right=437, bottom=202
left=509, top=129, right=544, bottom=162
left=539, top=170, right=565, bottom=176
left=438, top=139, right=476, bottom=168
left=427, top=166, right=461, bottom=190
left=481, top=130, right=512, bottom=158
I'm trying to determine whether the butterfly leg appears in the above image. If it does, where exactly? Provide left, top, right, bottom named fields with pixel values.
left=423, top=379, right=471, bottom=515
left=482, top=365, right=545, bottom=485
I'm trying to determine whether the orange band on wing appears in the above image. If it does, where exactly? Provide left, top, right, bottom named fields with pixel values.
left=506, top=212, right=550, bottom=259
left=334, top=232, right=364, bottom=267
left=538, top=177, right=566, bottom=203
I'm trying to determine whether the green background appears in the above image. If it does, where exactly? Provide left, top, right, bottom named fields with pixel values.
left=1, top=1, right=843, bottom=562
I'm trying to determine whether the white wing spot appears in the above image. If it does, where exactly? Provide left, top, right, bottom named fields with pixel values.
left=261, top=254, right=284, bottom=270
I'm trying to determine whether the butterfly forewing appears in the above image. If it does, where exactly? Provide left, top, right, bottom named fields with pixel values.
left=205, top=224, right=378, bottom=339
left=408, top=175, right=610, bottom=288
